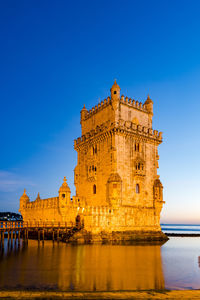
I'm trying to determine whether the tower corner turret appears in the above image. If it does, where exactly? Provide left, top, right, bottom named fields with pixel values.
left=19, top=189, right=30, bottom=212
left=58, top=176, right=71, bottom=207
left=144, top=94, right=153, bottom=115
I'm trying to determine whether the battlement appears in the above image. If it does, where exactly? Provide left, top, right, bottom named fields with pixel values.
left=74, top=120, right=162, bottom=147
left=120, top=95, right=147, bottom=112
left=82, top=95, right=148, bottom=122
left=26, top=197, right=59, bottom=209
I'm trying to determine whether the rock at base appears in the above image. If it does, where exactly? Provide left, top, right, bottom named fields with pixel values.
left=68, top=230, right=168, bottom=244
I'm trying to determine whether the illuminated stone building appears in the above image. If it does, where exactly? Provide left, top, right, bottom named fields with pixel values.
left=19, top=81, right=166, bottom=241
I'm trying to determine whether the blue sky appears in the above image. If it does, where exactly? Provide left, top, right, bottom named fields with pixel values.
left=1, top=0, right=200, bottom=223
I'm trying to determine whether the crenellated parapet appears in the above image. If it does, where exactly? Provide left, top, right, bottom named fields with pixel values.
left=81, top=97, right=111, bottom=121
left=20, top=177, right=74, bottom=211
left=74, top=120, right=162, bottom=148
left=120, top=95, right=148, bottom=112
left=80, top=95, right=152, bottom=123
left=26, top=197, right=59, bottom=209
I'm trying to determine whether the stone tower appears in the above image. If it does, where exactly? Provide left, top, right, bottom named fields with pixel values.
left=74, top=81, right=163, bottom=211
left=73, top=81, right=165, bottom=236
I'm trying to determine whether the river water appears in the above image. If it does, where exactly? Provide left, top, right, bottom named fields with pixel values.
left=1, top=236, right=200, bottom=291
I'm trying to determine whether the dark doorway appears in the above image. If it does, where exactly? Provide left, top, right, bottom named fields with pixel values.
left=76, top=214, right=81, bottom=228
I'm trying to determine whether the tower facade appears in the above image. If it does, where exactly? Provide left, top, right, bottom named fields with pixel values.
left=74, top=81, right=164, bottom=233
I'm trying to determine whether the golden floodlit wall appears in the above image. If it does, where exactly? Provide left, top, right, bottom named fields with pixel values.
left=19, top=81, right=165, bottom=237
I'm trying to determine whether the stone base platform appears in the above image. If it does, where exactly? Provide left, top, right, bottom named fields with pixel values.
left=68, top=230, right=169, bottom=244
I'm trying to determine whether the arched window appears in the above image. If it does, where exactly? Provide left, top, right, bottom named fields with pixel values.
left=136, top=184, right=140, bottom=194
left=135, top=143, right=140, bottom=152
left=135, top=161, right=144, bottom=173
left=62, top=194, right=65, bottom=198
left=93, top=184, right=96, bottom=194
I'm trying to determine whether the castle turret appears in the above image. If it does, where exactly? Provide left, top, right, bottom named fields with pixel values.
left=144, top=94, right=153, bottom=115
left=110, top=80, right=120, bottom=110
left=19, top=189, right=30, bottom=212
left=80, top=104, right=87, bottom=124
left=144, top=94, right=153, bottom=128
left=35, top=192, right=41, bottom=201
left=59, top=176, right=71, bottom=207
left=107, top=173, right=122, bottom=208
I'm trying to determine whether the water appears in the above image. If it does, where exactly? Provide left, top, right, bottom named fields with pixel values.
left=161, top=224, right=200, bottom=234
left=1, top=236, right=200, bottom=291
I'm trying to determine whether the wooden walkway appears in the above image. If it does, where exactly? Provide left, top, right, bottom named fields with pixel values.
left=0, top=221, right=83, bottom=247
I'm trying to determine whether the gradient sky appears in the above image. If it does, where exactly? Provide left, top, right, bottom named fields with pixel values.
left=1, top=0, right=200, bottom=223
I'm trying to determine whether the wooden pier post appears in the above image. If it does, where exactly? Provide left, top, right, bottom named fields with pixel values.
left=11, top=231, right=13, bottom=248
left=57, top=229, right=59, bottom=243
left=26, top=229, right=28, bottom=244
left=11, top=231, right=13, bottom=242
left=2, top=231, right=4, bottom=248
left=14, top=231, right=17, bottom=243
left=52, top=230, right=55, bottom=242
left=22, top=229, right=25, bottom=241
left=38, top=230, right=40, bottom=242
left=42, top=229, right=45, bottom=244
left=18, top=230, right=20, bottom=244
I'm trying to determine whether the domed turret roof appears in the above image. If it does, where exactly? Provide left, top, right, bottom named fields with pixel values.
left=110, top=79, right=120, bottom=91
left=35, top=192, right=41, bottom=201
left=59, top=177, right=71, bottom=193
left=144, top=94, right=153, bottom=104
left=20, top=189, right=29, bottom=201
left=81, top=104, right=87, bottom=111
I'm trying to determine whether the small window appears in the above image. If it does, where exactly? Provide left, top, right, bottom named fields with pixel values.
left=93, top=184, right=96, bottom=194
left=136, top=184, right=140, bottom=194
left=62, top=194, right=65, bottom=198
left=93, top=145, right=97, bottom=154
left=135, top=143, right=140, bottom=152
left=114, top=91, right=117, bottom=94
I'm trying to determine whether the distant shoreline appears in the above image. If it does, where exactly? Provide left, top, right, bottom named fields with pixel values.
left=166, top=233, right=200, bottom=237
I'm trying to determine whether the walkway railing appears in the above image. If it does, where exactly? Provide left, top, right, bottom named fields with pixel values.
left=0, top=221, right=77, bottom=230
left=0, top=221, right=23, bottom=230
left=0, top=221, right=83, bottom=247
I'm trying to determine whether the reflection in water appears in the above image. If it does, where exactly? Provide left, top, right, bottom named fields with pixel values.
left=162, top=237, right=200, bottom=290
left=0, top=239, right=165, bottom=291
